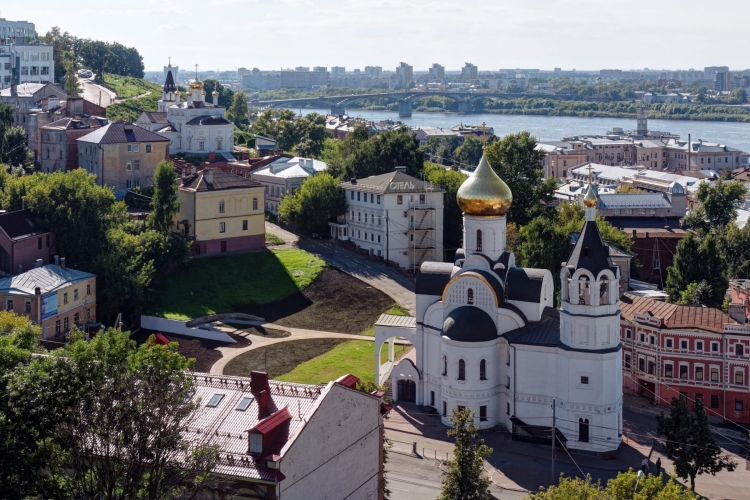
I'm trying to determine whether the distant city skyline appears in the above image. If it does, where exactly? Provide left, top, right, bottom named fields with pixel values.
left=7, top=0, right=749, bottom=72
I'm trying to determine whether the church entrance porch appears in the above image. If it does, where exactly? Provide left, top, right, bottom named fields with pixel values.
left=397, top=379, right=416, bottom=403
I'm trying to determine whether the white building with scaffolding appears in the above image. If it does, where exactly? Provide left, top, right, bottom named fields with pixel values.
left=330, top=168, right=445, bottom=271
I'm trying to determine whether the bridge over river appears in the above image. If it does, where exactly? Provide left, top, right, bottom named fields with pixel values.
left=251, top=91, right=575, bottom=117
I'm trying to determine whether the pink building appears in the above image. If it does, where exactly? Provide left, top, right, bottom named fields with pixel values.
left=0, top=209, right=56, bottom=276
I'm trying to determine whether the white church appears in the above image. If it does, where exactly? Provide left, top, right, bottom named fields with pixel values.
left=375, top=154, right=623, bottom=455
left=136, top=64, right=235, bottom=157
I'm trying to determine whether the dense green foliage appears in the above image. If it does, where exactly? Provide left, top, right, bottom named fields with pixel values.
left=106, top=91, right=160, bottom=122
left=423, top=162, right=467, bottom=252
left=0, top=327, right=219, bottom=499
left=656, top=397, right=736, bottom=490
left=684, top=178, right=748, bottom=234
left=484, top=132, right=556, bottom=226
left=203, top=79, right=235, bottom=108
left=149, top=161, right=180, bottom=234
left=228, top=91, right=251, bottom=127
left=421, top=135, right=498, bottom=169
left=251, top=109, right=331, bottom=154
left=278, top=172, right=346, bottom=234
left=440, top=407, right=493, bottom=500
left=527, top=470, right=698, bottom=499
left=103, top=73, right=161, bottom=99
left=665, top=233, right=727, bottom=308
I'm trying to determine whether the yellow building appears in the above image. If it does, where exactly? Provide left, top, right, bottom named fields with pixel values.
left=174, top=167, right=265, bottom=254
left=0, top=259, right=97, bottom=339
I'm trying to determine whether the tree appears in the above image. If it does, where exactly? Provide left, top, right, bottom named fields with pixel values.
left=423, top=162, right=467, bottom=253
left=203, top=79, right=235, bottom=108
left=453, top=136, right=486, bottom=167
left=684, top=178, right=747, bottom=234
left=678, top=280, right=714, bottom=306
left=665, top=233, right=727, bottom=308
left=278, top=172, right=346, bottom=234
left=656, top=397, right=736, bottom=490
left=227, top=91, right=250, bottom=127
left=730, top=87, right=747, bottom=104
left=439, top=407, right=493, bottom=500
left=149, top=161, right=179, bottom=234
left=528, top=470, right=698, bottom=499
left=615, top=185, right=643, bottom=194
left=720, top=223, right=750, bottom=279
left=3, top=329, right=219, bottom=499
left=484, top=132, right=556, bottom=226
left=79, top=40, right=112, bottom=83
left=347, top=126, right=424, bottom=179
left=63, top=57, right=80, bottom=96
left=1, top=126, right=34, bottom=171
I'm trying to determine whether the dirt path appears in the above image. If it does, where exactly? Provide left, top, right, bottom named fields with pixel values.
left=209, top=321, right=410, bottom=375
left=265, top=221, right=416, bottom=315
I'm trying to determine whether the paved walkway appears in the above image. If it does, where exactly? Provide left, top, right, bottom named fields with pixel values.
left=265, top=221, right=416, bottom=315
left=208, top=320, right=411, bottom=375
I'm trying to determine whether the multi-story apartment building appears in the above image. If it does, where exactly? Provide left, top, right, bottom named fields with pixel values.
left=0, top=209, right=56, bottom=277
left=77, top=122, right=170, bottom=192
left=330, top=169, right=445, bottom=271
left=428, top=63, right=445, bottom=80
left=537, top=140, right=593, bottom=179
left=40, top=117, right=108, bottom=173
left=249, top=157, right=327, bottom=215
left=0, top=19, right=54, bottom=88
left=330, top=66, right=346, bottom=76
left=174, top=167, right=265, bottom=254
left=395, top=62, right=413, bottom=89
left=620, top=294, right=750, bottom=425
left=363, top=66, right=382, bottom=77
left=0, top=259, right=97, bottom=339
left=0, top=82, right=66, bottom=128
left=461, top=63, right=478, bottom=80
left=241, top=68, right=328, bottom=90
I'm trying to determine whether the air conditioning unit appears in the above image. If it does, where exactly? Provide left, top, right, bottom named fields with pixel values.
left=402, top=251, right=408, bottom=255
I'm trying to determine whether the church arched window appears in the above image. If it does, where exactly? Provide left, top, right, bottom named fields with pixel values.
left=480, top=359, right=487, bottom=380
left=578, top=277, right=590, bottom=305
left=476, top=229, right=483, bottom=252
left=578, top=418, right=589, bottom=442
left=442, top=355, right=447, bottom=376
left=467, top=288, right=474, bottom=305
left=458, top=359, right=466, bottom=381
left=252, top=198, right=258, bottom=210
left=219, top=200, right=225, bottom=213
left=217, top=138, right=223, bottom=150
left=600, top=281, right=608, bottom=305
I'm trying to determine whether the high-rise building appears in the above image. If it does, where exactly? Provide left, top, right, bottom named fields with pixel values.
left=295, top=67, right=310, bottom=72
left=396, top=62, right=413, bottom=88
left=364, top=66, right=382, bottom=77
left=428, top=63, right=445, bottom=80
left=714, top=71, right=731, bottom=92
left=331, top=66, right=346, bottom=76
left=461, top=62, right=478, bottom=80
left=313, top=66, right=327, bottom=72
left=0, top=18, right=53, bottom=88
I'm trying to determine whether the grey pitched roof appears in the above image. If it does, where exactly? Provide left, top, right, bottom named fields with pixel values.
left=442, top=306, right=497, bottom=342
left=140, top=112, right=170, bottom=124
left=0, top=209, right=49, bottom=240
left=564, top=220, right=617, bottom=276
left=342, top=171, right=444, bottom=194
left=78, top=122, right=169, bottom=144
left=185, top=115, right=233, bottom=126
left=506, top=267, right=546, bottom=303
left=179, top=168, right=262, bottom=192
left=598, top=193, right=672, bottom=209
left=415, top=262, right=455, bottom=296
left=0, top=264, right=94, bottom=296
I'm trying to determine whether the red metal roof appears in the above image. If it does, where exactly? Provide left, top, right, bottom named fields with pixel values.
left=336, top=374, right=359, bottom=389
left=154, top=333, right=170, bottom=345
left=620, top=293, right=737, bottom=333
left=253, top=407, right=292, bottom=435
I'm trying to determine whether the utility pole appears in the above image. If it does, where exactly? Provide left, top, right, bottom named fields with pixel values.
left=550, top=398, right=556, bottom=487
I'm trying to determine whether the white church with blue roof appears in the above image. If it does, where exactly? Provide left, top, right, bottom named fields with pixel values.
left=375, top=153, right=623, bottom=455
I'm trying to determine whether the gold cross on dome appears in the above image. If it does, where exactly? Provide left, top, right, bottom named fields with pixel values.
left=194, top=64, right=199, bottom=79
left=586, top=164, right=594, bottom=184
left=168, top=56, right=171, bottom=68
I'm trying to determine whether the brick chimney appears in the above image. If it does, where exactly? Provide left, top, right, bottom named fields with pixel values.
left=208, top=151, right=216, bottom=163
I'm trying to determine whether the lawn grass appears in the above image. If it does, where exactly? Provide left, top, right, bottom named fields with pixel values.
left=223, top=339, right=348, bottom=379
left=275, top=340, right=412, bottom=385
left=359, top=304, right=410, bottom=336
left=103, top=74, right=161, bottom=98
left=147, top=249, right=326, bottom=320
left=265, top=232, right=285, bottom=246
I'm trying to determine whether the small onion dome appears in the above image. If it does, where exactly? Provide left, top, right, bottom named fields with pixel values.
left=456, top=153, right=512, bottom=216
left=666, top=181, right=684, bottom=195
left=201, top=90, right=206, bottom=96
left=583, top=183, right=597, bottom=208
left=188, top=78, right=203, bottom=90
left=212, top=90, right=219, bottom=96
left=175, top=90, right=181, bottom=96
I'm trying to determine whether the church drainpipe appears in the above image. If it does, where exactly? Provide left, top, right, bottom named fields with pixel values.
left=511, top=345, right=517, bottom=417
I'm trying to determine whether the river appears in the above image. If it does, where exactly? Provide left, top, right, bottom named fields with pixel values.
left=292, top=108, right=750, bottom=153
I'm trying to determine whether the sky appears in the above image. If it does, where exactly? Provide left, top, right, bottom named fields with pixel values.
left=6, top=0, right=749, bottom=72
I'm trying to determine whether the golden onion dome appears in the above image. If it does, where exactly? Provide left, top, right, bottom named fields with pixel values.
left=188, top=78, right=203, bottom=90
left=583, top=183, right=598, bottom=208
left=201, top=90, right=206, bottom=96
left=212, top=90, right=219, bottom=96
left=456, top=153, right=512, bottom=216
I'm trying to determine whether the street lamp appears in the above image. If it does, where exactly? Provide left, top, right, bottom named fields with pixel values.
left=634, top=470, right=643, bottom=492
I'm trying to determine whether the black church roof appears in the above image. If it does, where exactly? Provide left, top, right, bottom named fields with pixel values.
left=564, top=220, right=617, bottom=277
left=163, top=69, right=177, bottom=93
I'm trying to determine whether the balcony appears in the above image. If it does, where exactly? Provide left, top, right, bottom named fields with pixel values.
left=409, top=201, right=436, bottom=210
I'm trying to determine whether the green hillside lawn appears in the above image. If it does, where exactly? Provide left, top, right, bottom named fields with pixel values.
left=103, top=74, right=161, bottom=99
left=147, top=249, right=326, bottom=320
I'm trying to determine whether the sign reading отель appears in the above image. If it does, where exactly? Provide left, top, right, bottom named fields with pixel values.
left=390, top=181, right=415, bottom=191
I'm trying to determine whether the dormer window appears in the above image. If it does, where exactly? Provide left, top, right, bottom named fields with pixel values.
left=467, top=288, right=474, bottom=305
left=249, top=433, right=262, bottom=453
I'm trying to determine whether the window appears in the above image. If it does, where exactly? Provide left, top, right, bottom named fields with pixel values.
left=74, top=312, right=79, bottom=325
left=457, top=406, right=465, bottom=413
left=133, top=144, right=139, bottom=152
left=711, top=342, right=719, bottom=353
left=198, top=140, right=205, bottom=151
left=63, top=293, right=68, bottom=304
left=711, top=367, right=719, bottom=382
left=87, top=284, right=91, bottom=295
left=480, top=405, right=487, bottom=422
left=350, top=191, right=354, bottom=200
left=126, top=180, right=132, bottom=189
left=696, top=341, right=703, bottom=351
left=679, top=365, right=688, bottom=379
left=695, top=366, right=704, bottom=381
left=236, top=397, right=253, bottom=411
left=735, top=371, right=744, bottom=385
left=358, top=212, right=361, bottom=222
left=74, top=289, right=78, bottom=300
left=624, top=354, right=631, bottom=369
left=219, top=222, right=226, bottom=233
left=458, top=359, right=465, bottom=380
left=480, top=359, right=487, bottom=380
left=650, top=336, right=655, bottom=345
left=206, top=393, right=225, bottom=407
left=507, top=402, right=510, bottom=415
left=664, top=363, right=673, bottom=378
left=127, top=145, right=132, bottom=152
left=737, top=344, right=745, bottom=356
left=249, top=433, right=263, bottom=453
left=736, top=399, right=744, bottom=412
left=666, top=338, right=673, bottom=348
left=5, top=299, right=12, bottom=311
left=253, top=198, right=258, bottom=210
left=711, top=395, right=719, bottom=409
left=219, top=200, right=225, bottom=213
left=442, top=401, right=447, bottom=416
left=419, top=194, right=425, bottom=204
left=648, top=360, right=655, bottom=375
left=24, top=299, right=31, bottom=313
left=581, top=376, right=589, bottom=385
left=467, top=288, right=474, bottom=304
left=217, top=138, right=223, bottom=150
left=55, top=320, right=60, bottom=334
left=638, top=358, right=645, bottom=372
left=640, top=333, right=645, bottom=343
left=653, top=259, right=660, bottom=270
left=370, top=194, right=374, bottom=203
left=134, top=160, right=140, bottom=171
left=356, top=192, right=361, bottom=201
left=578, top=418, right=589, bottom=442
left=680, top=340, right=688, bottom=350
left=126, top=161, right=132, bottom=171
left=476, top=230, right=482, bottom=251
left=242, top=220, right=248, bottom=231
left=146, top=144, right=152, bottom=153
left=442, top=355, right=447, bottom=376
left=63, top=317, right=69, bottom=331
left=430, top=391, right=435, bottom=407
left=626, top=329, right=631, bottom=339
left=397, top=195, right=403, bottom=205
left=377, top=195, right=381, bottom=204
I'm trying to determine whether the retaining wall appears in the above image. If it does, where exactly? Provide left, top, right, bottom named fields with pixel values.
left=140, top=315, right=236, bottom=343
left=185, top=312, right=263, bottom=327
